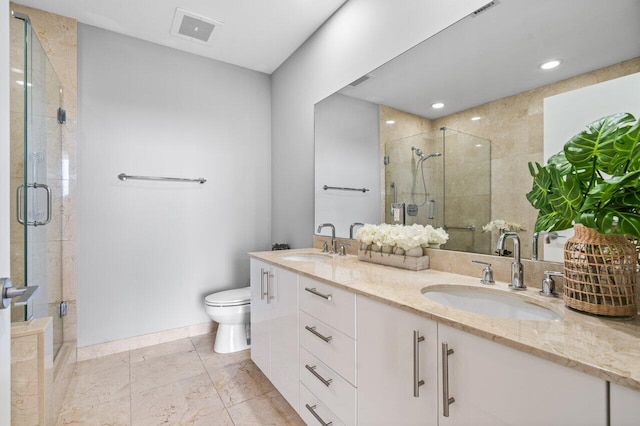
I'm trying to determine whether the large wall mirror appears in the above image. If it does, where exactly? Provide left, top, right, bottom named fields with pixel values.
left=314, top=0, right=640, bottom=261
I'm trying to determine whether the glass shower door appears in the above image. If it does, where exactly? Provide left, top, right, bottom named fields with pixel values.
left=11, top=13, right=65, bottom=357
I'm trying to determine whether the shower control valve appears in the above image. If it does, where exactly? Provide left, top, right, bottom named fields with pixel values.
left=1, top=277, right=40, bottom=309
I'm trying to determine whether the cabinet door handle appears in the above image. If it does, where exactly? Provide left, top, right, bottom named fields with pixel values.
left=442, top=342, right=455, bottom=417
left=305, top=325, right=332, bottom=343
left=413, top=330, right=425, bottom=397
left=260, top=269, right=267, bottom=300
left=265, top=272, right=275, bottom=304
left=305, top=404, right=333, bottom=426
left=304, top=287, right=332, bottom=301
left=305, top=364, right=333, bottom=387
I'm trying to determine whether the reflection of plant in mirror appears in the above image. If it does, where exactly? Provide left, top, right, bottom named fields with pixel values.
left=482, top=220, right=524, bottom=232
left=527, top=113, right=640, bottom=239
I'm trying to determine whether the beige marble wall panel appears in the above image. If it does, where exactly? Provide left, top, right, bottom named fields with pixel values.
left=11, top=318, right=52, bottom=426
left=10, top=5, right=79, bottom=356
left=62, top=299, right=77, bottom=342
left=62, top=240, right=77, bottom=301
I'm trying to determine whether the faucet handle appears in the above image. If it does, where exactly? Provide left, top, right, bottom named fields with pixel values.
left=540, top=271, right=563, bottom=297
left=321, top=241, right=329, bottom=253
left=471, top=260, right=495, bottom=285
left=339, top=243, right=351, bottom=256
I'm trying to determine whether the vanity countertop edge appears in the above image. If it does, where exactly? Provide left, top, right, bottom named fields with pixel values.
left=249, top=248, right=640, bottom=392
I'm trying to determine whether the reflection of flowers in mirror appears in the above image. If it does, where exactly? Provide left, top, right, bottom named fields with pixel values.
left=356, top=223, right=449, bottom=252
left=482, top=219, right=524, bottom=232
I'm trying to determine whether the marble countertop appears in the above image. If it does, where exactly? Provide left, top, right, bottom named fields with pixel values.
left=250, top=248, right=640, bottom=392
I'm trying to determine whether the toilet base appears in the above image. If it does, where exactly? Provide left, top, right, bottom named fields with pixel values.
left=214, top=323, right=250, bottom=354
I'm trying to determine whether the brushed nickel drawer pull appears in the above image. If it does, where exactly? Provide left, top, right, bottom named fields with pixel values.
left=305, top=325, right=333, bottom=343
left=305, top=287, right=332, bottom=301
left=442, top=342, right=455, bottom=417
left=305, top=364, right=333, bottom=387
left=413, top=330, right=425, bottom=397
left=305, top=404, right=333, bottom=426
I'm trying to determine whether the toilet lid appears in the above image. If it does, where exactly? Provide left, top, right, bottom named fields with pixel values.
left=205, top=287, right=251, bottom=307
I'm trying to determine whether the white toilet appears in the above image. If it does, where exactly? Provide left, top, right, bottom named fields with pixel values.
left=204, top=286, right=251, bottom=354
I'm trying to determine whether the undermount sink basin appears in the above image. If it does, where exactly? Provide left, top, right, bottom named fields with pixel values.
left=422, top=286, right=561, bottom=321
left=280, top=253, right=332, bottom=262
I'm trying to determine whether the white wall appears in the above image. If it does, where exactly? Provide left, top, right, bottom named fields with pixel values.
left=271, top=0, right=490, bottom=248
left=77, top=25, right=271, bottom=346
left=1, top=0, right=12, bottom=422
left=314, top=94, right=379, bottom=238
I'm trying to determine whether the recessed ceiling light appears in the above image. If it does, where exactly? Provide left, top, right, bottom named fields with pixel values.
left=386, top=120, right=395, bottom=124
left=539, top=59, right=562, bottom=70
left=471, top=116, right=481, bottom=121
left=432, top=102, right=445, bottom=109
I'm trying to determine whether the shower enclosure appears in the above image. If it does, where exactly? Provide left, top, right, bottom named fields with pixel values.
left=384, top=127, right=492, bottom=254
left=10, top=12, right=66, bottom=357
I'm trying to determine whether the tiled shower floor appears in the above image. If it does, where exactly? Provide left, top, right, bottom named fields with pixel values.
left=56, top=334, right=304, bottom=425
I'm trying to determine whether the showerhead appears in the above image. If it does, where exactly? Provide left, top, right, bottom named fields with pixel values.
left=411, top=146, right=424, bottom=158
left=424, top=152, right=442, bottom=160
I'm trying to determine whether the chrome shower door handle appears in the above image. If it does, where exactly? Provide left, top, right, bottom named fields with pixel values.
left=16, top=183, right=52, bottom=226
left=33, top=183, right=52, bottom=226
left=16, top=184, right=25, bottom=224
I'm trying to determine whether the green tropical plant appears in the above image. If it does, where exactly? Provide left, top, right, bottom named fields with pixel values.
left=526, top=112, right=640, bottom=239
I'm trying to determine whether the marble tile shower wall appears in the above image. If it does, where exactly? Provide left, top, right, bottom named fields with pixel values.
left=379, top=58, right=640, bottom=258
left=9, top=3, right=78, bottom=424
left=9, top=2, right=78, bottom=344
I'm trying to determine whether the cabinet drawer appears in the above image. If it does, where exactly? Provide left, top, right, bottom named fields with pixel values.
left=300, top=311, right=356, bottom=386
left=300, top=347, right=356, bottom=426
left=300, top=383, right=346, bottom=426
left=300, top=275, right=356, bottom=338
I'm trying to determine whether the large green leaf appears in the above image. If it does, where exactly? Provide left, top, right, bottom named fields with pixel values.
left=593, top=210, right=640, bottom=240
left=526, top=162, right=551, bottom=210
left=547, top=166, right=582, bottom=219
left=587, top=170, right=640, bottom=208
left=613, top=120, right=640, bottom=173
left=564, top=113, right=635, bottom=172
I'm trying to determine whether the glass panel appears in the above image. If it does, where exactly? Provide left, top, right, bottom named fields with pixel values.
left=384, top=128, right=491, bottom=254
left=10, top=14, right=65, bottom=358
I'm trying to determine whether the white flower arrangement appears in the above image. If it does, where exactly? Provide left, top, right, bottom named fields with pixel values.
left=482, top=219, right=524, bottom=232
left=356, top=223, right=449, bottom=251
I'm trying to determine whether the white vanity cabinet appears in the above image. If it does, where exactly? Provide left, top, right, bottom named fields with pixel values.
left=249, top=258, right=299, bottom=409
left=610, top=382, right=640, bottom=426
left=437, top=323, right=607, bottom=426
left=356, top=295, right=438, bottom=426
left=299, top=275, right=357, bottom=425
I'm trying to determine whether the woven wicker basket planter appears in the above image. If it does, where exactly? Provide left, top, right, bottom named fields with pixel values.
left=563, top=224, right=638, bottom=317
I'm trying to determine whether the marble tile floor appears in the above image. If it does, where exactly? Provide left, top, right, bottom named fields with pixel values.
left=56, top=334, right=305, bottom=425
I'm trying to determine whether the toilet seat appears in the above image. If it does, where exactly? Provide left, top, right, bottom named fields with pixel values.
left=205, top=287, right=250, bottom=307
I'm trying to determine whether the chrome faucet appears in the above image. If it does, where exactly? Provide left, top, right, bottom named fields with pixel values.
left=532, top=231, right=563, bottom=260
left=497, top=232, right=525, bottom=290
left=349, top=222, right=364, bottom=239
left=317, top=223, right=336, bottom=253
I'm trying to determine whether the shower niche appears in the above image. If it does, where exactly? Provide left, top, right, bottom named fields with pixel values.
left=384, top=127, right=492, bottom=254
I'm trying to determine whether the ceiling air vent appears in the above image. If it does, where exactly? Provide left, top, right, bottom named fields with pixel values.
left=471, top=1, right=499, bottom=17
left=349, top=74, right=374, bottom=87
left=170, top=8, right=223, bottom=44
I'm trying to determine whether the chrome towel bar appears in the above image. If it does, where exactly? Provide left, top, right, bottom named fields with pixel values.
left=118, top=173, right=206, bottom=184
left=323, top=185, right=369, bottom=193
